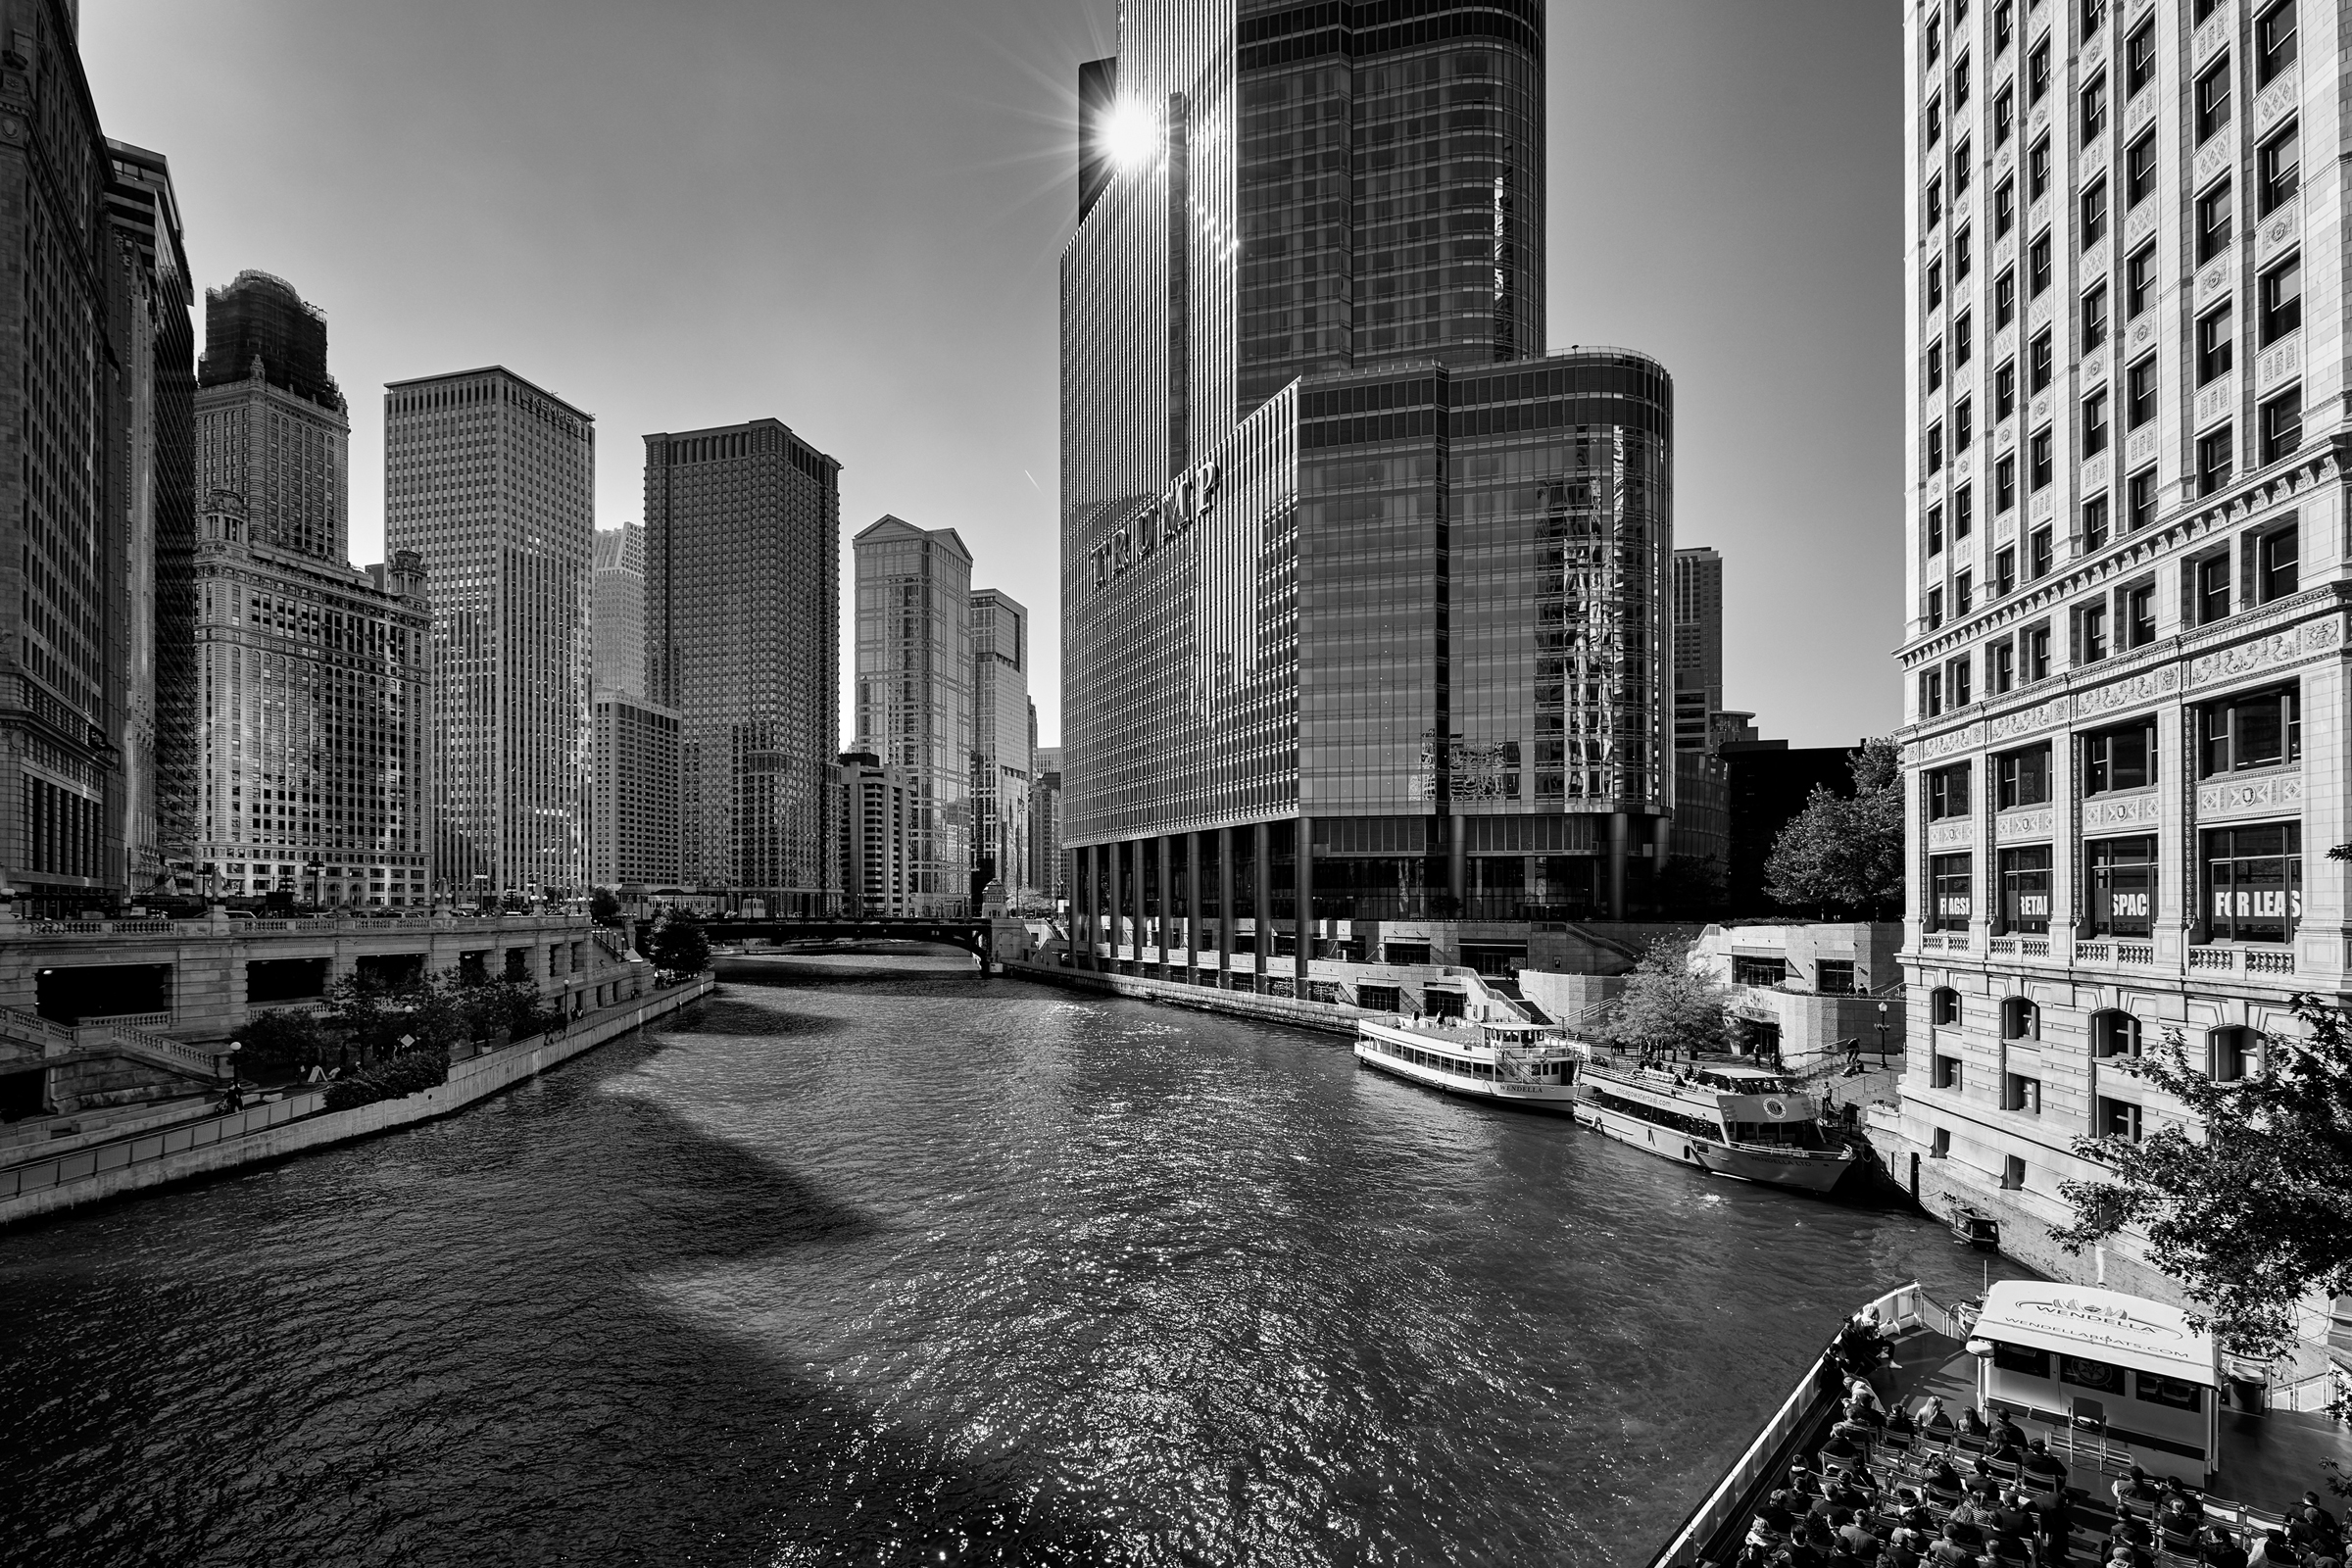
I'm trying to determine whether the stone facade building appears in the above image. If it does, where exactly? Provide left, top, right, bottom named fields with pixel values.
left=590, top=689, right=680, bottom=892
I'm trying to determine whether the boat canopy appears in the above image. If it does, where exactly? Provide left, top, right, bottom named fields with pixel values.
left=1973, top=1280, right=2217, bottom=1386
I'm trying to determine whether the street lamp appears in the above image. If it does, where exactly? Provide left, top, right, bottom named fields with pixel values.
left=306, top=857, right=324, bottom=909
left=1876, top=1000, right=1890, bottom=1065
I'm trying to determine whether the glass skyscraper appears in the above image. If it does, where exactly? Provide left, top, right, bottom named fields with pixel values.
left=1062, top=0, right=1673, bottom=994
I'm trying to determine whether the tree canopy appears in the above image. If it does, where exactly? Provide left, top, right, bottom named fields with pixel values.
left=649, top=910, right=712, bottom=975
left=1607, top=936, right=1734, bottom=1059
left=2050, top=996, right=2352, bottom=1360
left=589, top=888, right=623, bottom=928
left=1763, top=736, right=1904, bottom=919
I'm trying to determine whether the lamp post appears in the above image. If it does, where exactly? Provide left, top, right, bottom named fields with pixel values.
left=306, top=857, right=324, bottom=910
left=1877, top=1000, right=1890, bottom=1065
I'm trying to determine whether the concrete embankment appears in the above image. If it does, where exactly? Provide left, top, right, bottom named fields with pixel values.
left=0, top=976, right=716, bottom=1227
left=1001, top=959, right=1369, bottom=1036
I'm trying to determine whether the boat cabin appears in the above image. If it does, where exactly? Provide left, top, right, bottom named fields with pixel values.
left=1967, top=1280, right=2216, bottom=1484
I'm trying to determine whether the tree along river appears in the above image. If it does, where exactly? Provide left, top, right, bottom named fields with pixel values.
left=0, top=956, right=2030, bottom=1567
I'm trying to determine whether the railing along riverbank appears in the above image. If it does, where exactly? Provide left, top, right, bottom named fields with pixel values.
left=0, top=975, right=715, bottom=1227
left=1000, top=958, right=1373, bottom=1036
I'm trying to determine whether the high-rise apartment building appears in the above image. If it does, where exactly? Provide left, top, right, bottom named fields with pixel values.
left=104, top=140, right=195, bottom=896
left=645, top=419, right=840, bottom=914
left=1031, top=744, right=1065, bottom=903
left=1672, top=547, right=1725, bottom=756
left=385, top=368, right=595, bottom=902
left=194, top=272, right=347, bottom=561
left=970, top=589, right=1032, bottom=899
left=591, top=523, right=646, bottom=700
left=590, top=690, right=680, bottom=892
left=854, top=517, right=973, bottom=915
left=1887, top=0, right=2342, bottom=1298
left=1062, top=0, right=1673, bottom=995
left=830, top=749, right=917, bottom=917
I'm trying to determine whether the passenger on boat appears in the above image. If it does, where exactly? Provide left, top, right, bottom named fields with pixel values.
left=1962, top=1458, right=2003, bottom=1503
left=1884, top=1403, right=1917, bottom=1438
left=2199, top=1525, right=2252, bottom=1568
left=2019, top=1438, right=2066, bottom=1483
left=1987, top=1410, right=2026, bottom=1456
left=2246, top=1532, right=2296, bottom=1568
left=2158, top=1479, right=2205, bottom=1527
left=2306, top=1497, right=2341, bottom=1538
left=1914, top=1396, right=1954, bottom=1436
left=1956, top=1405, right=1990, bottom=1441
left=2111, top=1465, right=2161, bottom=1511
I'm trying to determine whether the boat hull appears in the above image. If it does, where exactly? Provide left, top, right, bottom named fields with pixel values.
left=1572, top=1097, right=1858, bottom=1194
left=1351, top=1035, right=1580, bottom=1113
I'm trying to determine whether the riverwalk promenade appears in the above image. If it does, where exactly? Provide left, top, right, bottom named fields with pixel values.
left=1003, top=957, right=1372, bottom=1035
left=0, top=975, right=716, bottom=1227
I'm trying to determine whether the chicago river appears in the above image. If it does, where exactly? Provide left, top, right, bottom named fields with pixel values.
left=0, top=959, right=2020, bottom=1565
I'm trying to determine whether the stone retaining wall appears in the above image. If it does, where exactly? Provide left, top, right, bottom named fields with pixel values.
left=1001, top=960, right=1366, bottom=1036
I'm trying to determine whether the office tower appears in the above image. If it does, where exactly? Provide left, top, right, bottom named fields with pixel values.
left=1672, top=547, right=1725, bottom=756
left=853, top=518, right=973, bottom=915
left=1890, top=0, right=2336, bottom=1298
left=386, top=368, right=594, bottom=902
left=591, top=523, right=647, bottom=700
left=0, top=2, right=132, bottom=916
left=1031, top=744, right=1065, bottom=902
left=187, top=495, right=433, bottom=906
left=645, top=419, right=840, bottom=914
left=830, top=749, right=917, bottom=917
left=194, top=271, right=348, bottom=560
left=970, top=589, right=1032, bottom=899
left=104, top=140, right=195, bottom=897
left=1062, top=1, right=1673, bottom=996
left=590, top=690, right=680, bottom=891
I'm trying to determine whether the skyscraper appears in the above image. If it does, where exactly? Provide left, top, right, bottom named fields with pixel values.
left=1888, top=0, right=2339, bottom=1298
left=590, top=690, right=679, bottom=893
left=1062, top=0, right=1673, bottom=996
left=1672, top=547, right=1724, bottom=756
left=970, top=589, right=1032, bottom=899
left=104, top=140, right=195, bottom=897
left=194, top=271, right=348, bottom=561
left=830, top=749, right=918, bottom=917
left=645, top=419, right=840, bottom=915
left=591, top=523, right=646, bottom=700
left=853, top=517, right=973, bottom=915
left=385, top=368, right=595, bottom=903
left=0, top=1, right=136, bottom=916
left=1030, top=744, right=1065, bottom=904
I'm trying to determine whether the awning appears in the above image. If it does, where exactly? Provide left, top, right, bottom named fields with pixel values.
left=1975, top=1281, right=2217, bottom=1386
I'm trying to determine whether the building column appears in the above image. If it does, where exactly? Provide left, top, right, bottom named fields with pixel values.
left=1295, top=814, right=1314, bottom=995
left=1186, top=829, right=1202, bottom=982
left=1130, top=839, right=1148, bottom=975
left=1155, top=834, right=1172, bottom=974
left=1252, top=819, right=1272, bottom=991
left=1217, top=825, right=1235, bottom=988
left=1079, top=846, right=1097, bottom=968
left=1446, top=813, right=1466, bottom=912
left=1607, top=811, right=1629, bottom=921
left=1105, top=841, right=1122, bottom=969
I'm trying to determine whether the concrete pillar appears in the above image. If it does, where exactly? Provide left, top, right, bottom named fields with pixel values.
left=1446, top=813, right=1466, bottom=911
left=1156, top=834, right=1172, bottom=973
left=1216, top=826, right=1234, bottom=987
left=1295, top=814, right=1314, bottom=994
left=1105, top=843, right=1122, bottom=969
left=1077, top=845, right=1094, bottom=967
left=1252, top=819, right=1272, bottom=990
left=1186, top=829, right=1202, bottom=981
left=1130, top=840, right=1148, bottom=973
left=1608, top=811, right=1629, bottom=921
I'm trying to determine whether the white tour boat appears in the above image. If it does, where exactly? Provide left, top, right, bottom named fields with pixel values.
left=1569, top=1058, right=1861, bottom=1194
left=1352, top=1013, right=1583, bottom=1111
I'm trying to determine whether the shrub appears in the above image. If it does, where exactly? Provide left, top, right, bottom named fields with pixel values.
left=321, top=1047, right=452, bottom=1111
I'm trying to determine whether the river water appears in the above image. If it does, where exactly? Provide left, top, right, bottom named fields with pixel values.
left=0, top=959, right=2025, bottom=1566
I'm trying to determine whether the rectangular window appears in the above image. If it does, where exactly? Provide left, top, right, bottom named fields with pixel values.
left=2258, top=521, right=2299, bottom=602
left=2197, top=55, right=2233, bottom=142
left=1995, top=745, right=2052, bottom=808
left=2024, top=622, right=2051, bottom=681
left=2029, top=328, right=2051, bottom=392
left=1928, top=172, right=1944, bottom=228
left=2080, top=600, right=2110, bottom=662
left=2088, top=836, right=2157, bottom=936
left=1732, top=956, right=1788, bottom=988
left=2004, top=1154, right=2029, bottom=1191
left=2028, top=231, right=2051, bottom=295
left=1928, top=585, right=1945, bottom=630
left=2197, top=425, right=2233, bottom=496
left=2256, top=0, right=2298, bottom=86
left=2082, top=177, right=2109, bottom=244
left=2259, top=255, right=2301, bottom=344
left=2196, top=177, right=2233, bottom=263
left=1928, top=340, right=1944, bottom=391
left=1995, top=85, right=2016, bottom=146
left=1995, top=267, right=2017, bottom=328
left=1929, top=92, right=1944, bottom=147
left=1956, top=309, right=1975, bottom=365
left=1928, top=12, right=1943, bottom=65
left=1995, top=177, right=2017, bottom=239
left=2083, top=388, right=2110, bottom=455
left=2083, top=283, right=2109, bottom=351
left=2029, top=134, right=2051, bottom=199
left=1955, top=570, right=1975, bottom=615
left=2204, top=822, right=2302, bottom=944
left=1929, top=258, right=1945, bottom=313
left=1928, top=502, right=1946, bottom=555
left=2129, top=467, right=2159, bottom=531
left=1955, top=222, right=1973, bottom=281
left=1996, top=545, right=2018, bottom=596
left=2259, top=121, right=2300, bottom=215
left=2082, top=76, right=2108, bottom=140
left=1995, top=361, right=2017, bottom=420
left=2126, top=130, right=2157, bottom=205
left=1995, top=0, right=2013, bottom=53
left=2125, top=17, right=2156, bottom=94
left=2083, top=716, right=2157, bottom=793
left=1995, top=1341, right=2052, bottom=1377
left=1990, top=637, right=2016, bottom=692
left=1928, top=762, right=1972, bottom=820
left=1956, top=396, right=1975, bottom=451
left=1929, top=421, right=1945, bottom=473
left=1931, top=854, right=1974, bottom=931
left=2004, top=1072, right=2043, bottom=1113
left=2030, top=525, right=2053, bottom=579
left=1956, top=139, right=1973, bottom=196
left=2083, top=494, right=2111, bottom=551
left=1935, top=1054, right=1964, bottom=1090
left=1996, top=455, right=2017, bottom=512
left=1955, top=52, right=1972, bottom=108
left=2127, top=244, right=2157, bottom=316
left=2030, top=427, right=2051, bottom=488
left=2196, top=552, right=2233, bottom=623
left=1923, top=666, right=1945, bottom=714
left=2099, top=1097, right=2145, bottom=1142
left=2138, top=1373, right=2203, bottom=1414
left=1816, top=959, right=1856, bottom=997
left=2123, top=581, right=2157, bottom=648
left=2261, top=388, right=2303, bottom=466
left=1950, top=650, right=1973, bottom=704
left=2127, top=356, right=2158, bottom=425
left=1956, top=484, right=1974, bottom=538
left=2196, top=303, right=2233, bottom=385
left=2029, top=39, right=2050, bottom=102
left=2199, top=684, right=2300, bottom=775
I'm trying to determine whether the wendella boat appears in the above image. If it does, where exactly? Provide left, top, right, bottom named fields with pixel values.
left=1351, top=1012, right=1583, bottom=1112
left=1568, top=1057, right=1862, bottom=1194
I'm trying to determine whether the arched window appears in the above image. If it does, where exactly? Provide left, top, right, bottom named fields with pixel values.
left=2090, top=1010, right=2142, bottom=1059
left=1932, top=987, right=1962, bottom=1026
left=2002, top=996, right=2040, bottom=1040
left=2207, top=1027, right=2260, bottom=1083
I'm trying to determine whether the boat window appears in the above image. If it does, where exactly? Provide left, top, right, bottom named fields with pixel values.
left=2058, top=1354, right=2128, bottom=1393
left=1991, top=1341, right=2050, bottom=1377
left=2134, top=1372, right=2203, bottom=1411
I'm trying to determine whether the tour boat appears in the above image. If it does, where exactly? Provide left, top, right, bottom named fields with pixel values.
left=1352, top=1014, right=1583, bottom=1111
left=1569, top=1058, right=1861, bottom=1194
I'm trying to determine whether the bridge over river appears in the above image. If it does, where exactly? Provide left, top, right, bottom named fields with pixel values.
left=698, top=916, right=1029, bottom=969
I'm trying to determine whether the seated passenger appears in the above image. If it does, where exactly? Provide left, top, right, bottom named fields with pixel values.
left=1988, top=1412, right=2026, bottom=1455
left=1963, top=1459, right=2004, bottom=1501
left=1917, top=1396, right=1954, bottom=1433
left=2019, top=1439, right=2066, bottom=1481
left=1958, top=1407, right=1991, bottom=1441
left=2112, top=1466, right=2160, bottom=1510
left=1848, top=1396, right=1887, bottom=1432
left=1824, top=1429, right=1862, bottom=1462
left=1885, top=1404, right=1917, bottom=1437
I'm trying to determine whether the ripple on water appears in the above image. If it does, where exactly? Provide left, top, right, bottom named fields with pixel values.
left=0, top=964, right=2031, bottom=1566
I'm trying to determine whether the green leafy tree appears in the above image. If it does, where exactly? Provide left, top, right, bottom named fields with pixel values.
left=649, top=910, right=711, bottom=975
left=1763, top=737, right=1905, bottom=919
left=1654, top=854, right=1729, bottom=919
left=2051, top=997, right=2352, bottom=1360
left=589, top=888, right=623, bottom=928
left=240, top=1007, right=326, bottom=1071
left=1606, top=936, right=1734, bottom=1059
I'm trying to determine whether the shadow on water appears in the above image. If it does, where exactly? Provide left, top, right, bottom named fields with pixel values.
left=0, top=1034, right=1116, bottom=1567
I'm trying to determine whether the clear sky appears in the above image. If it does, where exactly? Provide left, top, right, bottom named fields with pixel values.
left=82, top=0, right=1902, bottom=753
